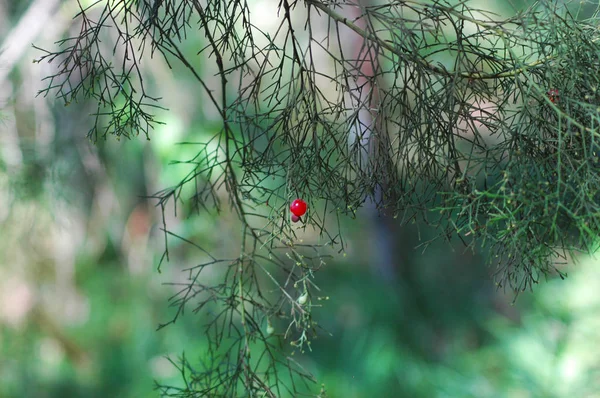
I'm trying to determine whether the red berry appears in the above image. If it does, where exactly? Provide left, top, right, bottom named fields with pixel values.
left=290, top=199, right=307, bottom=217
left=547, top=88, right=559, bottom=103
left=291, top=214, right=300, bottom=223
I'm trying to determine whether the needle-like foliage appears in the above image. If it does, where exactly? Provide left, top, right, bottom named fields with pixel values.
left=36, top=0, right=600, bottom=395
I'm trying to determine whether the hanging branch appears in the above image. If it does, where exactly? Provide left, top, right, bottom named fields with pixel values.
left=36, top=0, right=600, bottom=395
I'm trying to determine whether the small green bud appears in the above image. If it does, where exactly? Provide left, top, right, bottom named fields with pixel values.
left=298, top=292, right=309, bottom=305
left=266, top=322, right=275, bottom=336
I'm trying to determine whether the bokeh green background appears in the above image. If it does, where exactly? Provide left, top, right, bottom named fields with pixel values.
left=1, top=0, right=600, bottom=397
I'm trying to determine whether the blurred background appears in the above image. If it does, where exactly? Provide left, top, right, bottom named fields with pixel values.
left=2, top=0, right=600, bottom=397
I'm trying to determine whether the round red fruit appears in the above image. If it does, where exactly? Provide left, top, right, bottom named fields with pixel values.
left=291, top=214, right=300, bottom=223
left=547, top=88, right=559, bottom=104
left=290, top=199, right=307, bottom=217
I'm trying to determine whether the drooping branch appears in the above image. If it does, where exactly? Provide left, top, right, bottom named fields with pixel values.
left=307, top=0, right=550, bottom=80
